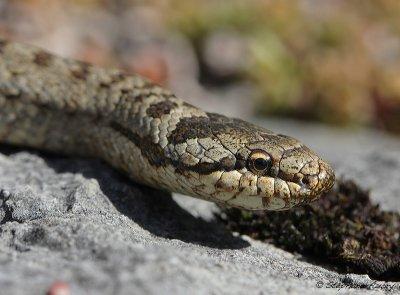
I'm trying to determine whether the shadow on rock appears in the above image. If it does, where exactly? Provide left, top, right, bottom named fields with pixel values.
left=1, top=145, right=250, bottom=250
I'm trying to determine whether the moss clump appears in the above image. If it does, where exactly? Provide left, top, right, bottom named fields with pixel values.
left=218, top=180, right=400, bottom=281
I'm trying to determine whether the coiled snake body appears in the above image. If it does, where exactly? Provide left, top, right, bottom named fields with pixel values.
left=0, top=40, right=334, bottom=210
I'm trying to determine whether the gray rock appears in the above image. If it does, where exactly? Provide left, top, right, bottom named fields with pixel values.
left=0, top=119, right=399, bottom=294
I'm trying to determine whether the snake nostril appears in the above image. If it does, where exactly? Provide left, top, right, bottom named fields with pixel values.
left=301, top=177, right=310, bottom=186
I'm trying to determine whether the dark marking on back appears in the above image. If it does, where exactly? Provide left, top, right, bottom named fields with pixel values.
left=110, top=121, right=169, bottom=167
left=110, top=72, right=126, bottom=83
left=134, top=95, right=144, bottom=103
left=277, top=134, right=291, bottom=138
left=99, top=72, right=126, bottom=88
left=33, top=51, right=53, bottom=67
left=147, top=100, right=178, bottom=118
left=142, top=79, right=155, bottom=89
left=182, top=101, right=195, bottom=108
left=0, top=39, right=6, bottom=53
left=4, top=93, right=21, bottom=100
left=71, top=63, right=90, bottom=80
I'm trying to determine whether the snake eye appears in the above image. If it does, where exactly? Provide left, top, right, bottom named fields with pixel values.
left=247, top=150, right=272, bottom=175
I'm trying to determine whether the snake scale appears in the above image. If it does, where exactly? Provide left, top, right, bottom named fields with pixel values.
left=0, top=39, right=335, bottom=210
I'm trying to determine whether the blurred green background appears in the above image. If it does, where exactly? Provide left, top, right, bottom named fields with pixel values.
left=1, top=0, right=400, bottom=134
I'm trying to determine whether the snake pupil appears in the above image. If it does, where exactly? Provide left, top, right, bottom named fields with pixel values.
left=254, top=158, right=269, bottom=171
left=247, top=150, right=272, bottom=175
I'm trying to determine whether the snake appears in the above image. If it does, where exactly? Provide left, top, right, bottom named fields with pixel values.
left=0, top=39, right=335, bottom=210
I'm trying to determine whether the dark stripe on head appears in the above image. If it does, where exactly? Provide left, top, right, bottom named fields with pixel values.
left=110, top=121, right=169, bottom=167
left=110, top=121, right=238, bottom=175
left=175, top=161, right=220, bottom=175
left=168, top=112, right=273, bottom=147
left=175, top=157, right=236, bottom=175
left=167, top=116, right=212, bottom=145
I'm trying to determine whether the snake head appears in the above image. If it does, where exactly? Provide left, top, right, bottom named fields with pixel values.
left=230, top=135, right=336, bottom=210
left=173, top=114, right=336, bottom=210
left=154, top=110, right=334, bottom=211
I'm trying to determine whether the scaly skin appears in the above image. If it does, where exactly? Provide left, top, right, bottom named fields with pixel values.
left=0, top=40, right=335, bottom=210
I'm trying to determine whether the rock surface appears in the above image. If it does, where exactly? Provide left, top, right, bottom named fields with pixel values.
left=0, top=119, right=399, bottom=294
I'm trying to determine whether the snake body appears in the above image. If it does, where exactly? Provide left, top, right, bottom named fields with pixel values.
left=0, top=40, right=334, bottom=210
